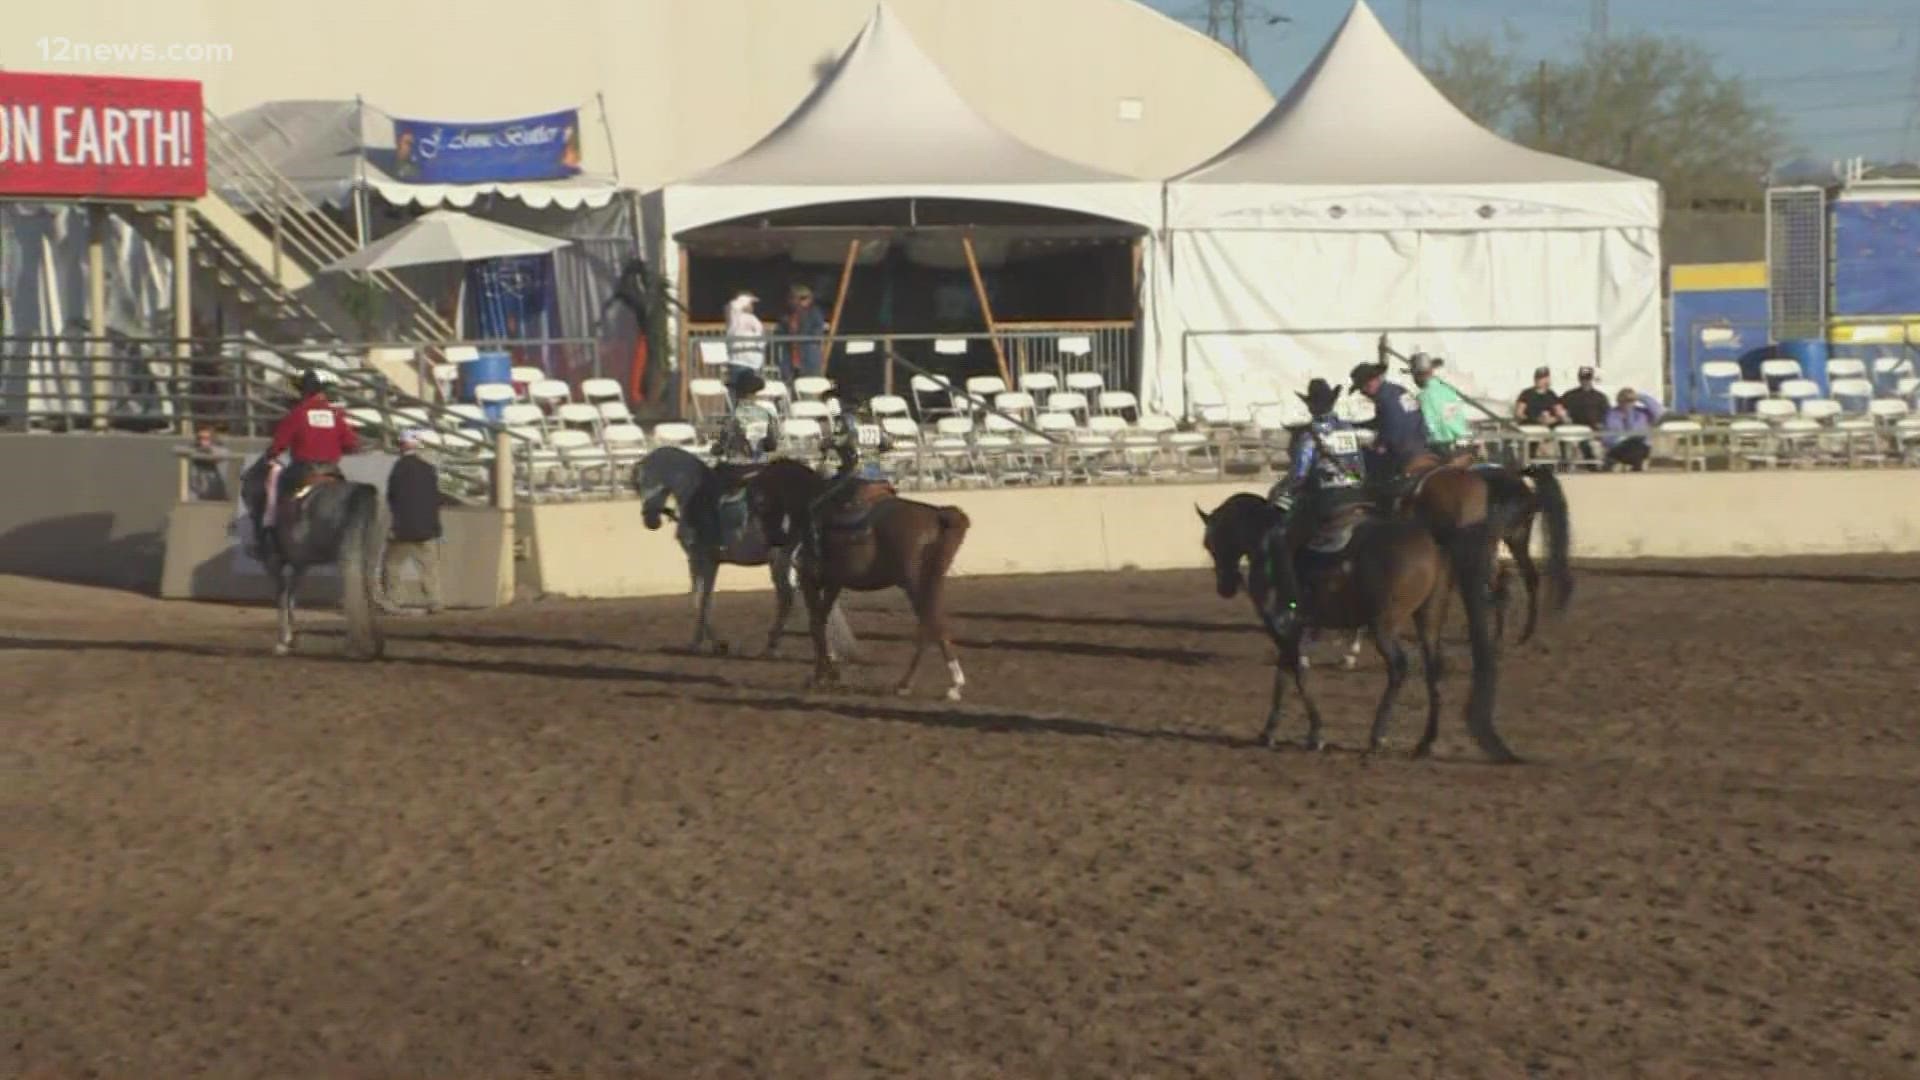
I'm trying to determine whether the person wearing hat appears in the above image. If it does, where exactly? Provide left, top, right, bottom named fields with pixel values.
left=1514, top=366, right=1570, bottom=426
left=1349, top=359, right=1428, bottom=489
left=1562, top=366, right=1610, bottom=428
left=713, top=366, right=783, bottom=464
left=1601, top=386, right=1664, bottom=472
left=1265, top=377, right=1369, bottom=634
left=724, top=290, right=766, bottom=385
left=383, top=429, right=443, bottom=614
left=255, top=368, right=361, bottom=554
left=777, top=282, right=829, bottom=383
left=805, top=386, right=891, bottom=562
left=1409, top=352, right=1473, bottom=454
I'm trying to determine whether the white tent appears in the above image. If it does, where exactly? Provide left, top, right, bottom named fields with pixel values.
left=1161, top=0, right=1663, bottom=417
left=655, top=3, right=1164, bottom=390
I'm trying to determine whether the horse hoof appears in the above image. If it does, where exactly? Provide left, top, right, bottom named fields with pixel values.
left=1411, top=740, right=1435, bottom=760
left=710, top=641, right=731, bottom=657
left=1341, top=656, right=1359, bottom=671
left=1302, top=737, right=1325, bottom=753
left=944, top=687, right=963, bottom=703
left=273, top=642, right=292, bottom=657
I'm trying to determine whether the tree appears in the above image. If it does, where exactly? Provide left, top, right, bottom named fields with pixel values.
left=1427, top=32, right=1786, bottom=208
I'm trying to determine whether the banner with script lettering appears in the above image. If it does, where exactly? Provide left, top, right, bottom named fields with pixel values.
left=390, top=109, right=583, bottom=184
left=0, top=71, right=206, bottom=198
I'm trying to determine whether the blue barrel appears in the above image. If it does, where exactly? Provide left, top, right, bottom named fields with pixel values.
left=459, top=349, right=514, bottom=419
left=1776, top=339, right=1830, bottom=394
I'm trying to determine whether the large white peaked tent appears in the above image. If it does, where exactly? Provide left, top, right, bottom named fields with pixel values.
left=655, top=2, right=1164, bottom=394
left=1161, top=0, right=1663, bottom=416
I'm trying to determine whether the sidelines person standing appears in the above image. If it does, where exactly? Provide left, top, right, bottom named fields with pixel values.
left=383, top=429, right=443, bottom=614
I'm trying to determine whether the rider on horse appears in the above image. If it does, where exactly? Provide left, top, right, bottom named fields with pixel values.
left=805, top=388, right=891, bottom=562
left=1349, top=359, right=1428, bottom=499
left=1266, top=377, right=1368, bottom=635
left=255, top=369, right=359, bottom=553
left=712, top=366, right=782, bottom=464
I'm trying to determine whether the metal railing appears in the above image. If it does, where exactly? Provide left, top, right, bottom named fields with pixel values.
left=1179, top=323, right=1605, bottom=421
left=202, top=109, right=456, bottom=342
left=682, top=321, right=1135, bottom=397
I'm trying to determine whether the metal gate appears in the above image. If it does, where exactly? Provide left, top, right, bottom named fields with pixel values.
left=1766, top=185, right=1827, bottom=340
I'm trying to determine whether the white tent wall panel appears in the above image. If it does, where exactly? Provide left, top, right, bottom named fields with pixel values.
left=1162, top=224, right=1663, bottom=417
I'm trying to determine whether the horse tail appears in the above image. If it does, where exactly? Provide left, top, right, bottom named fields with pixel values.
left=917, top=507, right=971, bottom=642
left=1450, top=510, right=1518, bottom=763
left=1523, top=464, right=1574, bottom=615
left=338, top=484, right=385, bottom=660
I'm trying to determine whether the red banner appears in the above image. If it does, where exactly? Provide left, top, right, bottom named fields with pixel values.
left=0, top=71, right=206, bottom=199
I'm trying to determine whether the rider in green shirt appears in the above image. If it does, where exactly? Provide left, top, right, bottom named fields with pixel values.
left=1409, top=352, right=1473, bottom=450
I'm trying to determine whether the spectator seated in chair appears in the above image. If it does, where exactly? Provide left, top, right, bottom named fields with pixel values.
left=1515, top=366, right=1570, bottom=427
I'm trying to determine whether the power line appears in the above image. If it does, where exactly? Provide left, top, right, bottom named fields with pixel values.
left=1590, top=0, right=1608, bottom=38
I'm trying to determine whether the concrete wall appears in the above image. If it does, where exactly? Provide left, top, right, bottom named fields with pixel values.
left=0, top=433, right=194, bottom=592
left=517, top=471, right=1920, bottom=600
left=1, top=0, right=1273, bottom=186
left=159, top=502, right=514, bottom=608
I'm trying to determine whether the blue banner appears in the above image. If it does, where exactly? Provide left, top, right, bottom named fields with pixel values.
left=391, top=109, right=582, bottom=184
left=1832, top=200, right=1920, bottom=317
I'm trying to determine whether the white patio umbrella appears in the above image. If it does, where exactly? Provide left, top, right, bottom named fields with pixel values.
left=321, top=209, right=572, bottom=273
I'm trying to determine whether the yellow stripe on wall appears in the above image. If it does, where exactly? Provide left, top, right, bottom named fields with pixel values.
left=1669, top=262, right=1768, bottom=292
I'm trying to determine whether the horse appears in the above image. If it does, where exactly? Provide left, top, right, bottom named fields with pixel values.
left=1198, top=492, right=1515, bottom=762
left=631, top=446, right=855, bottom=658
left=240, top=459, right=384, bottom=659
left=746, top=458, right=971, bottom=700
left=1318, top=460, right=1573, bottom=664
left=1390, top=452, right=1574, bottom=645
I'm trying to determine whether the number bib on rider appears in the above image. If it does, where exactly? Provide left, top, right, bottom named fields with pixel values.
left=308, top=408, right=336, bottom=429
left=1324, top=430, right=1358, bottom=455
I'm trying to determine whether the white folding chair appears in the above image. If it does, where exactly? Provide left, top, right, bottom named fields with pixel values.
left=910, top=374, right=957, bottom=421
left=1096, top=390, right=1139, bottom=419
left=596, top=401, right=635, bottom=426
left=1082, top=416, right=1131, bottom=481
left=1654, top=419, right=1707, bottom=471
left=429, top=362, right=460, bottom=403
left=650, top=422, right=699, bottom=448
left=1830, top=378, right=1876, bottom=414
left=1728, top=381, right=1769, bottom=413
left=501, top=402, right=548, bottom=433
left=1699, top=360, right=1744, bottom=411
left=755, top=380, right=792, bottom=416
left=580, top=377, right=625, bottom=406
left=880, top=416, right=924, bottom=486
left=687, top=378, right=732, bottom=428
left=1044, top=390, right=1089, bottom=422
left=556, top=401, right=603, bottom=437
left=1824, top=358, right=1868, bottom=382
left=1122, top=414, right=1178, bottom=478
left=445, top=403, right=488, bottom=430
left=601, top=423, right=649, bottom=490
left=869, top=394, right=912, bottom=421
left=346, top=406, right=384, bottom=432
left=929, top=416, right=983, bottom=486
left=1777, top=378, right=1820, bottom=403
left=975, top=413, right=1027, bottom=485
left=529, top=379, right=573, bottom=413
left=510, top=366, right=546, bottom=399
left=1065, top=371, right=1105, bottom=400
left=787, top=401, right=830, bottom=454
left=530, top=430, right=593, bottom=498
left=697, top=340, right=733, bottom=370
left=993, top=391, right=1036, bottom=423
left=934, top=338, right=970, bottom=359
left=1057, top=336, right=1094, bottom=375
left=793, top=376, right=834, bottom=402
left=965, top=375, right=1008, bottom=401
left=1759, top=358, right=1802, bottom=385
left=1019, top=372, right=1059, bottom=409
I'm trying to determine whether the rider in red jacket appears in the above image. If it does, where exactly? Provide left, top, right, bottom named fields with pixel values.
left=257, top=370, right=361, bottom=547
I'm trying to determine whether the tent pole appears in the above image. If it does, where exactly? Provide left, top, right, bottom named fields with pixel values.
left=677, top=244, right=691, bottom=418
left=961, top=232, right=1011, bottom=387
left=89, top=205, right=109, bottom=430
left=821, top=239, right=858, bottom=377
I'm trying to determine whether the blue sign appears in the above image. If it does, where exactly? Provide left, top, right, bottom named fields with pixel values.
left=1832, top=199, right=1920, bottom=317
left=391, top=109, right=582, bottom=184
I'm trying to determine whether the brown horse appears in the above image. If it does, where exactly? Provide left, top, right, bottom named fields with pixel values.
left=747, top=459, right=972, bottom=700
left=1199, top=492, right=1515, bottom=762
left=1391, top=453, right=1574, bottom=645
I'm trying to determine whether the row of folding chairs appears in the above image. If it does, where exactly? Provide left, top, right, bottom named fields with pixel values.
left=879, top=414, right=1217, bottom=487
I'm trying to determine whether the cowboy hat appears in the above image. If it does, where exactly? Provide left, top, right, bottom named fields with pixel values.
left=1349, top=361, right=1387, bottom=390
left=1297, top=377, right=1342, bottom=416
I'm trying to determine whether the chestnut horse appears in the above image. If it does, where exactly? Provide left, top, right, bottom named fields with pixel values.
left=1200, top=493, right=1515, bottom=761
left=747, top=459, right=972, bottom=700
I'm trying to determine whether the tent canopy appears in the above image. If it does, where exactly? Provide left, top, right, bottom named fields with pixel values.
left=1168, top=0, right=1658, bottom=231
left=663, top=3, right=1159, bottom=233
left=219, top=99, right=625, bottom=212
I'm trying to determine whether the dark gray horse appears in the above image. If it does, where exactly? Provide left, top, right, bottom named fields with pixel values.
left=240, top=459, right=384, bottom=659
left=632, top=446, right=854, bottom=658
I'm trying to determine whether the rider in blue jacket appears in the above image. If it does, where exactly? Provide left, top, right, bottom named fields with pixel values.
left=1266, top=377, right=1368, bottom=634
left=1349, top=360, right=1427, bottom=491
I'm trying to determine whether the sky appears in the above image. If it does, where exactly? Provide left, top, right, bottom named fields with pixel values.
left=1142, top=0, right=1920, bottom=165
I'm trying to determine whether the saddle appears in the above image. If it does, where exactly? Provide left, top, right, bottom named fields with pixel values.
left=1304, top=501, right=1372, bottom=554
left=825, top=480, right=896, bottom=528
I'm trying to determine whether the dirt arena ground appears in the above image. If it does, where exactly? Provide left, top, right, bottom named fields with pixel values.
left=6, top=557, right=1919, bottom=1078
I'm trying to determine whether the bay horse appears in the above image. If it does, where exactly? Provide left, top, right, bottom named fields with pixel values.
left=746, top=458, right=971, bottom=700
left=1393, top=451, right=1574, bottom=644
left=240, top=459, right=384, bottom=659
left=631, top=446, right=855, bottom=658
left=1198, top=493, right=1515, bottom=762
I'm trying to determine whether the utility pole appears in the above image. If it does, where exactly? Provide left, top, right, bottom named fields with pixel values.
left=1406, top=0, right=1424, bottom=66
left=1534, top=59, right=1551, bottom=143
left=1196, top=0, right=1288, bottom=63
left=1590, top=0, right=1609, bottom=38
